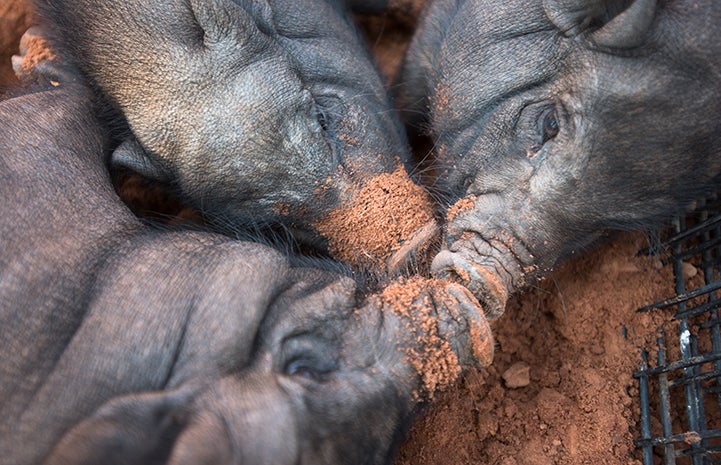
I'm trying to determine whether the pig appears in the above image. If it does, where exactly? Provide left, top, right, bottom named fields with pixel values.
left=396, top=0, right=721, bottom=317
left=0, top=45, right=492, bottom=465
left=30, top=0, right=412, bottom=250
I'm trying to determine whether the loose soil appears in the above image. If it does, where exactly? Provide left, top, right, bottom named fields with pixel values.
left=314, top=165, right=436, bottom=272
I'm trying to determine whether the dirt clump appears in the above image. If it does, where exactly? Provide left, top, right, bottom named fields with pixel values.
left=314, top=165, right=436, bottom=272
left=447, top=195, right=477, bottom=222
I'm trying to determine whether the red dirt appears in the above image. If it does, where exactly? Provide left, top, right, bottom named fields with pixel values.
left=314, top=165, right=436, bottom=271
left=447, top=195, right=477, bottom=222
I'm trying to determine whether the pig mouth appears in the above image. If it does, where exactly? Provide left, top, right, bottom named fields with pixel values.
left=431, top=231, right=534, bottom=319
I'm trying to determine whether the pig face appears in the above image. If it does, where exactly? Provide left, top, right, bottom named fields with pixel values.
left=397, top=0, right=721, bottom=316
left=33, top=267, right=407, bottom=465
left=35, top=0, right=408, bottom=245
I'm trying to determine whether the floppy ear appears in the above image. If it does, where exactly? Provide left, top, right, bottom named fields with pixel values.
left=188, top=0, right=266, bottom=46
left=44, top=387, right=197, bottom=465
left=591, top=0, right=656, bottom=49
left=544, top=0, right=656, bottom=49
left=111, top=137, right=171, bottom=182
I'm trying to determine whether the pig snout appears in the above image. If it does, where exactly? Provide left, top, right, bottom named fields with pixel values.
left=430, top=195, right=539, bottom=319
left=368, top=276, right=495, bottom=400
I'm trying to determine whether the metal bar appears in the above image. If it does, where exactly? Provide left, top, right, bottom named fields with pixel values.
left=658, top=329, right=677, bottom=465
left=637, top=281, right=721, bottom=313
left=637, top=350, right=655, bottom=465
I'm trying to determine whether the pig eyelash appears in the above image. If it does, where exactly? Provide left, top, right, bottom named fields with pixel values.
left=529, top=104, right=560, bottom=155
left=315, top=105, right=330, bottom=131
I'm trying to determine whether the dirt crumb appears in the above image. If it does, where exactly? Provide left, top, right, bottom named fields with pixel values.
left=446, top=195, right=476, bottom=222
left=314, top=165, right=435, bottom=271
left=502, top=361, right=530, bottom=389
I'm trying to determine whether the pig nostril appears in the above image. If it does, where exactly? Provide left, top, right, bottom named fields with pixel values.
left=431, top=251, right=509, bottom=319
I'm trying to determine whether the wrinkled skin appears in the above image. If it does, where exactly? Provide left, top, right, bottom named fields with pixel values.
left=31, top=0, right=409, bottom=246
left=397, top=0, right=721, bottom=316
left=0, top=56, right=491, bottom=465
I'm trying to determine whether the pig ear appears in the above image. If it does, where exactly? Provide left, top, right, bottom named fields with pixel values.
left=590, top=0, right=656, bottom=49
left=544, top=0, right=656, bottom=49
left=189, top=0, right=259, bottom=46
left=111, top=137, right=171, bottom=183
left=44, top=387, right=197, bottom=465
left=543, top=0, right=606, bottom=37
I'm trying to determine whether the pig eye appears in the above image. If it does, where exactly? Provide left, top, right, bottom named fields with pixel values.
left=285, top=358, right=328, bottom=381
left=540, top=106, right=560, bottom=144
left=281, top=335, right=338, bottom=382
left=315, top=106, right=330, bottom=132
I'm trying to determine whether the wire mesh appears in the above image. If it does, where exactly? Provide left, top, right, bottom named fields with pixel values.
left=635, top=196, right=721, bottom=465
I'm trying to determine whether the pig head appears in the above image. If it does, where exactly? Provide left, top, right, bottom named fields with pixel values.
left=32, top=0, right=409, bottom=245
left=397, top=0, right=721, bottom=316
left=1, top=54, right=492, bottom=465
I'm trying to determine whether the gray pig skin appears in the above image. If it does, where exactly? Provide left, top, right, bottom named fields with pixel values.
left=0, top=58, right=491, bottom=464
left=397, top=0, right=721, bottom=316
left=31, top=0, right=409, bottom=245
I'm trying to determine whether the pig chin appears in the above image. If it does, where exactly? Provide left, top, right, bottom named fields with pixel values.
left=431, top=209, right=537, bottom=319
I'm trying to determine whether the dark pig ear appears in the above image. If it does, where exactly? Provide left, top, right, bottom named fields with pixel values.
left=591, top=0, right=656, bottom=49
left=544, top=0, right=656, bottom=48
left=44, top=387, right=197, bottom=465
left=111, top=137, right=171, bottom=182
left=188, top=0, right=271, bottom=51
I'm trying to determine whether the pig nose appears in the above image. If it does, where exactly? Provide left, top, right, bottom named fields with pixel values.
left=431, top=250, right=508, bottom=319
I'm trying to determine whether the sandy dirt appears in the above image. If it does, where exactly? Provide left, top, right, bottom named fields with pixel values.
left=394, top=232, right=677, bottom=465
left=314, top=165, right=436, bottom=273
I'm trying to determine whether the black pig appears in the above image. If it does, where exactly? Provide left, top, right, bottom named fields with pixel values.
left=397, top=0, right=721, bottom=316
left=31, top=0, right=411, bottom=248
left=0, top=47, right=492, bottom=465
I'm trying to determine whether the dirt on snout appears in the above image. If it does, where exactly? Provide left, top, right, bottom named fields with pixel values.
left=313, top=165, right=437, bottom=274
left=377, top=276, right=494, bottom=401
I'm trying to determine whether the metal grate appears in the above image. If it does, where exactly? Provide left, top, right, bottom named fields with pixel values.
left=635, top=197, right=721, bottom=465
